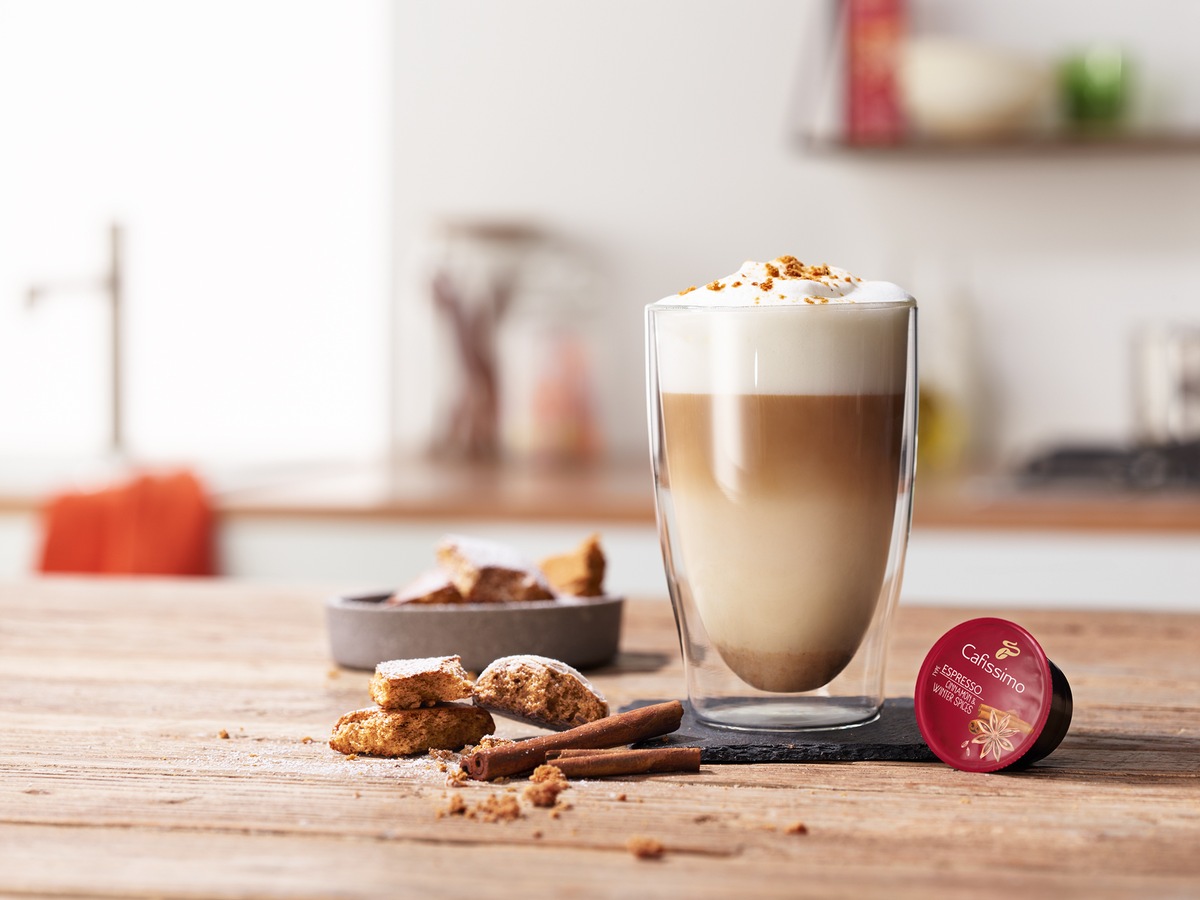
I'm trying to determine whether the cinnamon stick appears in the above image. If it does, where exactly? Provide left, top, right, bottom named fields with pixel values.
left=461, top=700, right=684, bottom=781
left=544, top=748, right=629, bottom=759
left=544, top=746, right=701, bottom=778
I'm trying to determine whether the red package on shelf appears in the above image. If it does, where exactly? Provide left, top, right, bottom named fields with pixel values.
left=845, top=0, right=906, bottom=144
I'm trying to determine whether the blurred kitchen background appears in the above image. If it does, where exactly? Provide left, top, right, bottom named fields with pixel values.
left=2, top=0, right=1199, bottom=608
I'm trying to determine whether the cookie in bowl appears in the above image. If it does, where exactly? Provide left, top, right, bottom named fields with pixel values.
left=437, top=534, right=555, bottom=603
left=539, top=533, right=606, bottom=597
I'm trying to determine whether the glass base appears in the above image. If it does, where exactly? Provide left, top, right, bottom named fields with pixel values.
left=692, top=697, right=882, bottom=732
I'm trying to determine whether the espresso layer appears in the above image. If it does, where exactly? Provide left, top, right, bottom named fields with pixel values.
left=661, top=392, right=904, bottom=693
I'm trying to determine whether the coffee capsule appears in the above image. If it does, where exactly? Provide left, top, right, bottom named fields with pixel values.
left=914, top=617, right=1072, bottom=773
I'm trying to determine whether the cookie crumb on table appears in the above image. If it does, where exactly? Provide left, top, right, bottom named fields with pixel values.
left=627, top=836, right=666, bottom=860
left=529, top=764, right=566, bottom=784
left=523, top=766, right=571, bottom=808
left=470, top=793, right=523, bottom=823
left=437, top=791, right=523, bottom=823
left=524, top=781, right=570, bottom=808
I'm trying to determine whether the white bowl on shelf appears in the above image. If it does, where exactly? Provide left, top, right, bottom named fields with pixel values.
left=898, top=37, right=1054, bottom=141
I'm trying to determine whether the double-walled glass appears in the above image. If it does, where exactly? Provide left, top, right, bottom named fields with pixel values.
left=646, top=299, right=917, bottom=730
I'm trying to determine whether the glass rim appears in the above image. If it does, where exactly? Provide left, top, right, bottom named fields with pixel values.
left=646, top=299, right=916, bottom=314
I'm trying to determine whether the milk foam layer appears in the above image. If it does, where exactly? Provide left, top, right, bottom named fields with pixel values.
left=650, top=258, right=913, bottom=396
left=651, top=305, right=909, bottom=395
left=654, top=258, right=912, bottom=308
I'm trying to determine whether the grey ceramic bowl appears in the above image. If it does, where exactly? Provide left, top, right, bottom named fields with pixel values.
left=325, top=592, right=624, bottom=672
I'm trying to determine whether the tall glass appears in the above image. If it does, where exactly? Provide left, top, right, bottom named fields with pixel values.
left=646, top=300, right=917, bottom=730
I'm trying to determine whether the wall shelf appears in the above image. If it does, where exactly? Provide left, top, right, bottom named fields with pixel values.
left=799, top=131, right=1200, bottom=158
left=795, top=2, right=1200, bottom=160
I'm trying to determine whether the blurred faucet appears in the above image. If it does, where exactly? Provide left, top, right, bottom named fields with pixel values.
left=26, top=222, right=125, bottom=457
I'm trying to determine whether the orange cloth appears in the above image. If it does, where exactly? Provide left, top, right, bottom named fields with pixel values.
left=37, top=470, right=215, bottom=576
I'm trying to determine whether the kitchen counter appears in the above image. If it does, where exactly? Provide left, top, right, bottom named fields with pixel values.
left=4, top=457, right=1200, bottom=531
left=220, top=458, right=657, bottom=524
left=216, top=459, right=1200, bottom=531
left=3, top=461, right=1200, bottom=606
left=914, top=471, right=1200, bottom=533
left=220, top=460, right=1200, bottom=532
left=2, top=578, right=1198, bottom=897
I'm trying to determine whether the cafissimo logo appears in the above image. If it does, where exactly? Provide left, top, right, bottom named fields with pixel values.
left=995, top=640, right=1021, bottom=660
left=961, top=641, right=1027, bottom=694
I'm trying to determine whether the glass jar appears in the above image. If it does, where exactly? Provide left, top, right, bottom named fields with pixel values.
left=413, top=220, right=602, bottom=466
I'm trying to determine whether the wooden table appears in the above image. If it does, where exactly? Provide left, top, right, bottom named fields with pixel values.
left=2, top=579, right=1198, bottom=898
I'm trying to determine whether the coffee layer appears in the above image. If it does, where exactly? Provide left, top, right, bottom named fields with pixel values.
left=661, top=392, right=904, bottom=694
left=712, top=644, right=857, bottom=695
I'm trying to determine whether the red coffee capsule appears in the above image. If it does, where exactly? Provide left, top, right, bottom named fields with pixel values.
left=914, top=617, right=1073, bottom=773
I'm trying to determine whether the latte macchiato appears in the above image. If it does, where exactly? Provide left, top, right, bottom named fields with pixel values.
left=648, top=257, right=916, bottom=728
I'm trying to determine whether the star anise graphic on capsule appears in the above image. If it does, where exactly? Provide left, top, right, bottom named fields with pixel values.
left=970, top=709, right=1019, bottom=763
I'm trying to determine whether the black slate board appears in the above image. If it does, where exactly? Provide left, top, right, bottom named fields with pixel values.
left=624, top=698, right=936, bottom=763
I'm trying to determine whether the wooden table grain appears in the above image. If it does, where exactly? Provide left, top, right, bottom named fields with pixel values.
left=2, top=578, right=1198, bottom=898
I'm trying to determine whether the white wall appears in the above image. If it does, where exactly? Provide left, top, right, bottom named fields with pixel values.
left=5, top=1, right=1199, bottom=472
left=6, top=504, right=1199, bottom=610
left=391, top=1, right=1200, bottom=464
left=0, top=1, right=391, bottom=466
